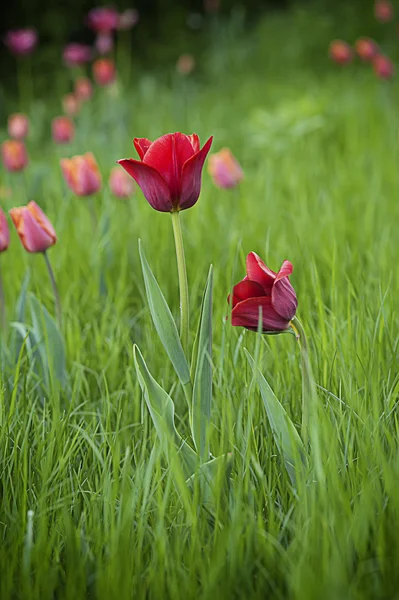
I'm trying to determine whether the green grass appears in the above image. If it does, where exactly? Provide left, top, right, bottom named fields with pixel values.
left=1, top=5, right=399, bottom=599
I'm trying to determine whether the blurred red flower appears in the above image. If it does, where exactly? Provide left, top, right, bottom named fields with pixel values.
left=8, top=113, right=29, bottom=140
left=74, top=77, right=93, bottom=102
left=118, top=132, right=213, bottom=212
left=92, top=58, right=116, bottom=86
left=63, top=43, right=92, bottom=67
left=374, top=0, right=393, bottom=23
left=208, top=148, right=243, bottom=189
left=87, top=6, right=119, bottom=32
left=52, top=117, right=75, bottom=144
left=1, top=140, right=28, bottom=172
left=355, top=38, right=378, bottom=62
left=60, top=152, right=102, bottom=196
left=329, top=40, right=353, bottom=65
left=373, top=54, right=394, bottom=79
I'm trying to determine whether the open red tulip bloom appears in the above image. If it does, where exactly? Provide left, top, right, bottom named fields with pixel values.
left=230, top=252, right=298, bottom=332
left=118, top=132, right=213, bottom=212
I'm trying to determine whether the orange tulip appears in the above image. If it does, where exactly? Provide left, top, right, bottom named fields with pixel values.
left=208, top=148, right=244, bottom=189
left=60, top=152, right=102, bottom=196
left=329, top=40, right=353, bottom=65
left=9, top=201, right=56, bottom=253
left=74, top=76, right=93, bottom=101
left=1, top=139, right=28, bottom=172
left=92, top=58, right=116, bottom=86
left=0, top=209, right=10, bottom=252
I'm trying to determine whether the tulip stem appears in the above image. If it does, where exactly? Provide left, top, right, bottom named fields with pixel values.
left=171, top=211, right=189, bottom=354
left=290, top=316, right=316, bottom=446
left=43, top=252, right=62, bottom=328
left=0, top=260, right=6, bottom=335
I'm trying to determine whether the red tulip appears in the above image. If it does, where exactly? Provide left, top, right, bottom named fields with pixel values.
left=87, top=6, right=119, bottom=32
left=0, top=209, right=10, bottom=252
left=63, top=43, right=92, bottom=67
left=229, top=252, right=298, bottom=332
left=374, top=0, right=393, bottom=22
left=4, top=28, right=37, bottom=56
left=355, top=37, right=378, bottom=62
left=1, top=140, right=28, bottom=172
left=118, top=9, right=139, bottom=30
left=9, top=201, right=56, bottom=253
left=60, top=152, right=102, bottom=196
left=373, top=54, right=394, bottom=79
left=74, top=77, right=93, bottom=101
left=329, top=40, right=353, bottom=65
left=8, top=113, right=29, bottom=140
left=118, top=133, right=213, bottom=212
left=108, top=166, right=136, bottom=198
left=52, top=117, right=75, bottom=144
left=95, top=33, right=114, bottom=55
left=208, top=148, right=244, bottom=189
left=62, top=93, right=80, bottom=117
left=92, top=58, right=116, bottom=86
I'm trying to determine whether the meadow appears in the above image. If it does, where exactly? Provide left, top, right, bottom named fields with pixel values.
left=1, top=4, right=399, bottom=599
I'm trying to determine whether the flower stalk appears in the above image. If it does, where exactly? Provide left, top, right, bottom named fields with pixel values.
left=43, top=251, right=62, bottom=327
left=290, top=315, right=315, bottom=445
left=171, top=210, right=189, bottom=355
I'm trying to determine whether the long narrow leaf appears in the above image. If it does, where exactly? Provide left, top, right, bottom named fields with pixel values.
left=192, top=265, right=213, bottom=459
left=245, top=350, right=307, bottom=486
left=186, top=452, right=233, bottom=513
left=138, top=240, right=191, bottom=386
left=133, top=344, right=198, bottom=479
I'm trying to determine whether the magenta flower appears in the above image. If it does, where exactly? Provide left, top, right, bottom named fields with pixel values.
left=87, top=6, right=119, bottom=32
left=4, top=28, right=38, bottom=56
left=63, top=43, right=92, bottom=67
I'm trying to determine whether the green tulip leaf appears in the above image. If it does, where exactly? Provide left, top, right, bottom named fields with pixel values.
left=186, top=452, right=233, bottom=512
left=138, top=240, right=191, bottom=386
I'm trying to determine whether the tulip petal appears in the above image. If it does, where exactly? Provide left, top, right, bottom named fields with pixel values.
left=232, top=297, right=290, bottom=332
left=271, top=261, right=297, bottom=321
left=134, top=137, right=152, bottom=160
left=230, top=279, right=265, bottom=308
left=27, top=201, right=57, bottom=242
left=187, top=134, right=200, bottom=152
left=246, top=252, right=276, bottom=294
left=10, top=207, right=55, bottom=253
left=118, top=158, right=173, bottom=212
left=142, top=133, right=196, bottom=199
left=179, top=136, right=213, bottom=210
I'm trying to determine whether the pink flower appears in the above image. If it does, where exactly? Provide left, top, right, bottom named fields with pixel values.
left=230, top=253, right=298, bottom=332
left=8, top=113, right=29, bottom=140
left=373, top=54, right=394, bottom=79
left=1, top=140, right=28, bottom=172
left=208, top=148, right=243, bottom=189
left=4, top=28, right=37, bottom=56
left=60, top=152, right=102, bottom=196
left=355, top=38, right=378, bottom=62
left=109, top=166, right=136, bottom=198
left=95, top=32, right=114, bottom=55
left=74, top=77, right=93, bottom=102
left=92, top=58, right=116, bottom=86
left=9, top=201, right=56, bottom=253
left=87, top=6, right=119, bottom=32
left=374, top=0, right=393, bottom=23
left=118, top=9, right=139, bottom=30
left=176, top=53, right=195, bottom=75
left=0, top=209, right=10, bottom=253
left=52, top=117, right=75, bottom=144
left=62, top=93, right=80, bottom=117
left=329, top=40, right=353, bottom=65
left=63, top=43, right=92, bottom=67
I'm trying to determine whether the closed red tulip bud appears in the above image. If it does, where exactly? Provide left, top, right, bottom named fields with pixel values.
left=4, top=28, right=38, bottom=56
left=63, top=43, right=92, bottom=67
left=176, top=53, right=195, bottom=75
left=118, top=132, right=213, bottom=212
left=74, top=77, right=93, bottom=102
left=118, top=9, right=139, bottom=30
left=329, top=40, right=353, bottom=65
left=0, top=209, right=10, bottom=252
left=374, top=0, right=393, bottom=22
left=355, top=37, right=378, bottom=62
left=230, top=252, right=298, bottom=332
left=62, top=93, right=80, bottom=117
left=87, top=6, right=119, bottom=32
left=52, top=117, right=75, bottom=144
left=8, top=113, right=29, bottom=140
left=1, top=140, right=28, bottom=172
left=92, top=58, right=116, bottom=86
left=373, top=54, right=394, bottom=79
left=208, top=148, right=243, bottom=189
left=60, top=152, right=102, bottom=196
left=109, top=166, right=135, bottom=198
left=9, top=201, right=56, bottom=253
